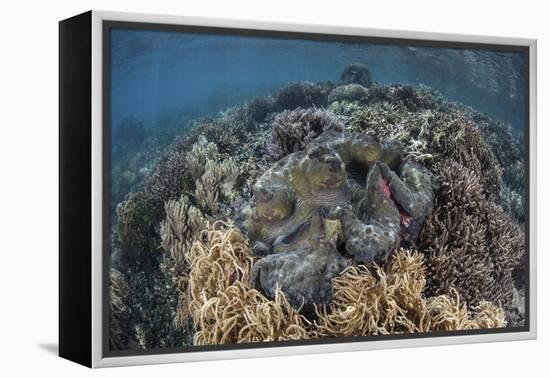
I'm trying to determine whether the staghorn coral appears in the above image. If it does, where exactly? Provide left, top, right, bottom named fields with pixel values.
left=419, top=160, right=524, bottom=311
left=266, top=108, right=345, bottom=160
left=312, top=249, right=505, bottom=337
left=427, top=112, right=503, bottom=198
left=182, top=222, right=310, bottom=345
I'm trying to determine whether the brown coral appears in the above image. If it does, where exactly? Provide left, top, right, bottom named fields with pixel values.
left=160, top=194, right=207, bottom=278
left=312, top=249, right=505, bottom=337
left=427, top=113, right=503, bottom=198
left=266, top=108, right=345, bottom=160
left=179, top=232, right=505, bottom=344
left=419, top=160, right=524, bottom=310
left=182, top=222, right=310, bottom=345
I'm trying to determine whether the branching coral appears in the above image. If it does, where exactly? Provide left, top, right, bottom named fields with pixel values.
left=419, top=160, right=524, bottom=310
left=247, top=95, right=277, bottom=123
left=143, top=106, right=253, bottom=206
left=266, top=108, right=345, bottom=159
left=189, top=107, right=255, bottom=154
left=185, top=136, right=219, bottom=182
left=182, top=222, right=310, bottom=345
left=312, top=249, right=505, bottom=337
left=159, top=194, right=208, bottom=337
left=160, top=194, right=207, bottom=278
left=180, top=136, right=240, bottom=214
left=427, top=112, right=503, bottom=198
left=330, top=96, right=503, bottom=198
left=144, top=150, right=192, bottom=205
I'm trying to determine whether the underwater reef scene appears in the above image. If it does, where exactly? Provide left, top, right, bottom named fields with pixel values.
left=108, top=39, right=527, bottom=350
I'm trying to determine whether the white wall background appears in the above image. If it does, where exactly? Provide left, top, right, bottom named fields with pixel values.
left=0, top=0, right=546, bottom=376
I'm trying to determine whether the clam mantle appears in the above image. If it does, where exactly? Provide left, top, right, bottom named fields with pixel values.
left=239, top=130, right=437, bottom=309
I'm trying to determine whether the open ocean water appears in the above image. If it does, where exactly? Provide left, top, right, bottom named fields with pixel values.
left=109, top=28, right=527, bottom=155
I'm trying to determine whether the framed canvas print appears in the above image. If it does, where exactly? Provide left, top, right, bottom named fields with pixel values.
left=59, top=10, right=537, bottom=368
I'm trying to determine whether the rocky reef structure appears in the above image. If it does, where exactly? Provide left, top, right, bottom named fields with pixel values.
left=340, top=62, right=373, bottom=88
left=239, top=131, right=436, bottom=308
left=328, top=83, right=370, bottom=104
left=275, top=81, right=334, bottom=110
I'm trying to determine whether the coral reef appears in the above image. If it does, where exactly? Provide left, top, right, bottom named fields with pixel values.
left=241, top=131, right=436, bottom=308
left=110, top=63, right=525, bottom=349
left=266, top=108, right=345, bottom=160
left=419, top=160, right=524, bottom=310
left=313, top=249, right=505, bottom=337
left=340, top=63, right=373, bottom=88
left=144, top=150, right=191, bottom=206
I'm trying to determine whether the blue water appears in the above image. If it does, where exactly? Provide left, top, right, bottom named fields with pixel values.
left=110, top=28, right=527, bottom=146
